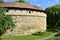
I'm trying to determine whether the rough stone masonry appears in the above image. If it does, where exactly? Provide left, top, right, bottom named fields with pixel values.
left=0, top=2, right=47, bottom=36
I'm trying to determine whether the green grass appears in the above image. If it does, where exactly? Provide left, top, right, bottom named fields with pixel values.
left=49, top=36, right=60, bottom=40
left=1, top=31, right=53, bottom=40
left=49, top=32, right=60, bottom=40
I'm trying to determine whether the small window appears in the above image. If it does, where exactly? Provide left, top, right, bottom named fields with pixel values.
left=11, top=29, right=13, bottom=32
left=29, top=11, right=31, bottom=13
left=6, top=10, right=9, bottom=12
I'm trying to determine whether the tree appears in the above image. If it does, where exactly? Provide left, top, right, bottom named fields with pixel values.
left=45, top=4, right=60, bottom=29
left=0, top=0, right=3, bottom=3
left=0, top=1, right=15, bottom=36
left=16, top=0, right=27, bottom=3
left=0, top=7, right=15, bottom=36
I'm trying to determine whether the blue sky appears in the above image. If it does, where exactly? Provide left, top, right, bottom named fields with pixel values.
left=4, top=0, right=60, bottom=9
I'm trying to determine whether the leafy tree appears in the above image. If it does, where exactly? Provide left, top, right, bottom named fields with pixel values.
left=16, top=0, right=27, bottom=3
left=0, top=7, right=15, bottom=36
left=0, top=0, right=3, bottom=3
left=45, top=5, right=60, bottom=29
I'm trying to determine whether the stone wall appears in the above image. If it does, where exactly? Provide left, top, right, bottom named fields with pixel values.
left=3, top=10, right=47, bottom=36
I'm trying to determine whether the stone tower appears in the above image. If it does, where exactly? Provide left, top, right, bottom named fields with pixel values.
left=0, top=2, right=47, bottom=36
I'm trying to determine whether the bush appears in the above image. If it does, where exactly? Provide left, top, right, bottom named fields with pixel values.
left=0, top=7, right=15, bottom=36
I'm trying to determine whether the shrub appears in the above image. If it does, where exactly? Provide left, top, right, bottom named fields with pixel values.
left=0, top=7, right=15, bottom=36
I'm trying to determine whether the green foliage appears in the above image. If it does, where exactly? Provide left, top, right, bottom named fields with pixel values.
left=16, top=0, right=27, bottom=3
left=0, top=7, right=14, bottom=36
left=55, top=37, right=60, bottom=40
left=49, top=31, right=60, bottom=40
left=45, top=4, right=60, bottom=29
left=0, top=0, right=3, bottom=3
left=49, top=37, right=60, bottom=40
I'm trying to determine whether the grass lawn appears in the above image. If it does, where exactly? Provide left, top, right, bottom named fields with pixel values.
left=49, top=36, right=60, bottom=40
left=49, top=32, right=60, bottom=40
left=1, top=31, right=53, bottom=40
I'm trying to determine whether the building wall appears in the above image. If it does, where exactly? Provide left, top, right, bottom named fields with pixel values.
left=3, top=9, right=47, bottom=36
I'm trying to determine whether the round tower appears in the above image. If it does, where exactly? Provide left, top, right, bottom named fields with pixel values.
left=0, top=2, right=47, bottom=36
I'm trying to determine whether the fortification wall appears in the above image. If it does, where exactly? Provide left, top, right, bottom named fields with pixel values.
left=3, top=10, right=47, bottom=36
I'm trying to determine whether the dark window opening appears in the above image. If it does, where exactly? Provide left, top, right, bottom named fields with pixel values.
left=6, top=10, right=9, bottom=12
left=29, top=11, right=31, bottom=13
left=11, top=29, right=13, bottom=32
